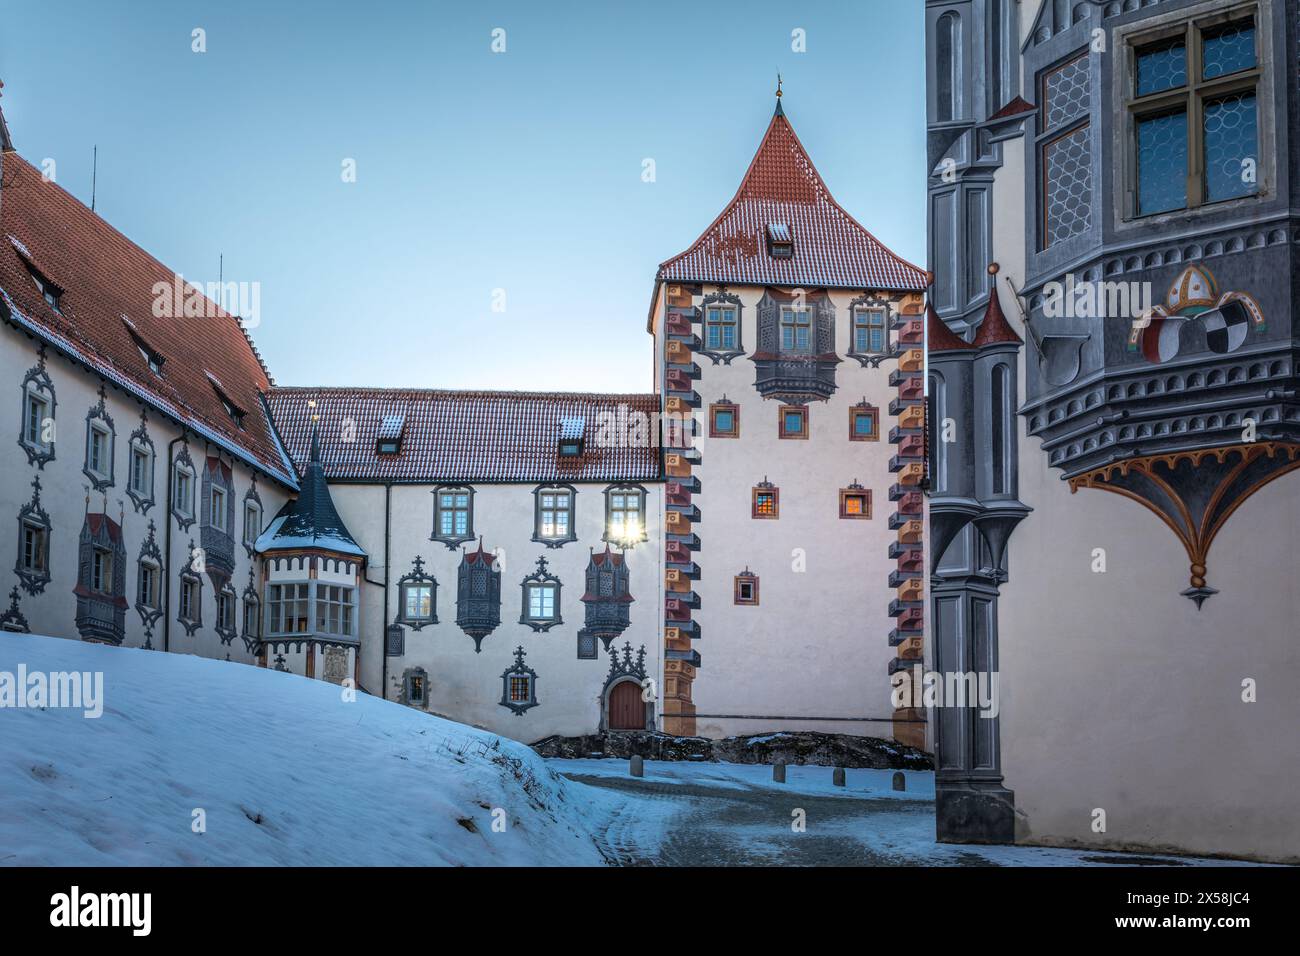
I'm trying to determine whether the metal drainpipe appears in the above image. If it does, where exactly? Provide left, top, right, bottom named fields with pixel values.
left=162, top=434, right=184, bottom=653
left=381, top=482, right=391, bottom=700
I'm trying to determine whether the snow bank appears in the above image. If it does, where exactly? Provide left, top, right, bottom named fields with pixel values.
left=0, top=635, right=607, bottom=866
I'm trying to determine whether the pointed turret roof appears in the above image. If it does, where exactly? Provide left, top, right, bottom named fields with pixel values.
left=0, top=81, right=13, bottom=152
left=255, top=421, right=366, bottom=558
left=971, top=266, right=1022, bottom=348
left=926, top=297, right=972, bottom=352
left=656, top=102, right=927, bottom=292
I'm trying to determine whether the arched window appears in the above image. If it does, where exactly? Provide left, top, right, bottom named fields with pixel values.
left=936, top=12, right=961, bottom=123
left=928, top=374, right=946, bottom=494
left=991, top=364, right=1010, bottom=496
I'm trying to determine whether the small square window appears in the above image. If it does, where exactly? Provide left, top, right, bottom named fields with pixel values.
left=850, top=405, right=879, bottom=442
left=840, top=487, right=872, bottom=519
left=376, top=438, right=401, bottom=455
left=779, top=406, right=808, bottom=439
left=734, top=571, right=759, bottom=606
left=752, top=484, right=779, bottom=519
left=710, top=402, right=739, bottom=438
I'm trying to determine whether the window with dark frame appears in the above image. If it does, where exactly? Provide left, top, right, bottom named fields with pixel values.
left=839, top=485, right=872, bottom=519
left=779, top=307, right=812, bottom=352
left=752, top=481, right=779, bottom=519
left=778, top=405, right=808, bottom=439
left=734, top=569, right=759, bottom=606
left=433, top=486, right=474, bottom=545
left=849, top=404, right=879, bottom=442
left=1038, top=51, right=1093, bottom=248
left=852, top=308, right=888, bottom=355
left=137, top=560, right=159, bottom=609
left=534, top=485, right=575, bottom=545
left=21, top=521, right=47, bottom=574
left=1126, top=11, right=1259, bottom=217
left=709, top=400, right=739, bottom=438
left=705, top=306, right=738, bottom=351
left=23, top=389, right=49, bottom=450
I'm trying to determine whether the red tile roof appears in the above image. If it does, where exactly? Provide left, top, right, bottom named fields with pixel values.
left=926, top=299, right=972, bottom=352
left=971, top=280, right=1023, bottom=349
left=656, top=105, right=927, bottom=293
left=267, top=387, right=662, bottom=483
left=0, top=152, right=296, bottom=488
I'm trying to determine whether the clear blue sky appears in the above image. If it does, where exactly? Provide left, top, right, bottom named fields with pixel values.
left=1, top=0, right=925, bottom=393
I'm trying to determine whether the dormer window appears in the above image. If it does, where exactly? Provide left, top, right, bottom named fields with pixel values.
left=27, top=264, right=62, bottom=314
left=766, top=222, right=793, bottom=259
left=558, top=417, right=585, bottom=458
left=122, top=317, right=164, bottom=375
left=377, top=413, right=405, bottom=455
left=206, top=373, right=246, bottom=429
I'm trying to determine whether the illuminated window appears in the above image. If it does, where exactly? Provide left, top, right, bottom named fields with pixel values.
left=752, top=480, right=779, bottom=519
left=839, top=484, right=872, bottom=519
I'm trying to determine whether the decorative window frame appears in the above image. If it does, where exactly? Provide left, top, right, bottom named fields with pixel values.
left=698, top=288, right=745, bottom=364
left=752, top=479, right=780, bottom=520
left=839, top=482, right=872, bottom=520
left=17, top=346, right=56, bottom=469
left=734, top=568, right=760, bottom=606
left=431, top=484, right=475, bottom=550
left=849, top=401, right=881, bottom=442
left=242, top=476, right=263, bottom=558
left=1111, top=0, right=1271, bottom=228
left=576, top=628, right=599, bottom=660
left=171, top=444, right=197, bottom=532
left=531, top=483, right=578, bottom=548
left=401, top=666, right=429, bottom=708
left=177, top=540, right=203, bottom=636
left=126, top=410, right=156, bottom=514
left=0, top=587, right=30, bottom=633
left=847, top=294, right=893, bottom=367
left=15, top=476, right=52, bottom=595
left=709, top=398, right=740, bottom=438
left=602, top=483, right=648, bottom=547
left=215, top=582, right=238, bottom=645
left=135, top=520, right=164, bottom=629
left=499, top=645, right=539, bottom=716
left=82, top=387, right=116, bottom=492
left=395, top=555, right=439, bottom=629
left=778, top=404, right=809, bottom=440
left=241, top=569, right=261, bottom=651
left=519, top=556, right=563, bottom=632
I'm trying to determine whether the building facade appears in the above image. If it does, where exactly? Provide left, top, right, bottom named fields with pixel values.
left=647, top=99, right=930, bottom=740
left=926, top=0, right=1300, bottom=862
left=1, top=89, right=924, bottom=747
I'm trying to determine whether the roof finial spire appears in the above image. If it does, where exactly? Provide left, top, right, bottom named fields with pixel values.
left=774, top=73, right=785, bottom=116
left=307, top=399, right=321, bottom=463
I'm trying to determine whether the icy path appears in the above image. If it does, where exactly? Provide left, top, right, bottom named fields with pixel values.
left=551, top=759, right=1256, bottom=867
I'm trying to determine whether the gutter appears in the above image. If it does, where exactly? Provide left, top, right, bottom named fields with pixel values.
left=162, top=434, right=184, bottom=653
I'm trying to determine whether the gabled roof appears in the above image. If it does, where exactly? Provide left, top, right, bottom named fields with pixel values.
left=656, top=103, right=927, bottom=293
left=267, top=387, right=662, bottom=483
left=0, top=152, right=296, bottom=488
left=255, top=425, right=365, bottom=558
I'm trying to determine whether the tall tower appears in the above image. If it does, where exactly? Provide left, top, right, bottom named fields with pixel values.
left=648, top=94, right=928, bottom=741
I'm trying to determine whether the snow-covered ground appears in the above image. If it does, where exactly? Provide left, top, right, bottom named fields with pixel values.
left=552, top=759, right=1262, bottom=867
left=0, top=635, right=606, bottom=866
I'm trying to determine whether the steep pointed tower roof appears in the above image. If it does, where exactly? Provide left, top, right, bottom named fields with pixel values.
left=971, top=264, right=1023, bottom=348
left=656, top=98, right=927, bottom=292
left=0, top=81, right=13, bottom=152
left=255, top=420, right=366, bottom=558
left=927, top=297, right=973, bottom=352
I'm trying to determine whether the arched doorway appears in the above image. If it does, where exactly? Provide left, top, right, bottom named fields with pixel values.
left=607, top=680, right=647, bottom=731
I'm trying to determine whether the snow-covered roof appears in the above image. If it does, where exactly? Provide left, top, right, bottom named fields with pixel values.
left=255, top=426, right=366, bottom=558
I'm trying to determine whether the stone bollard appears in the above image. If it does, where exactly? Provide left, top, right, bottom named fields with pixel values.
left=892, top=771, right=906, bottom=792
left=833, top=766, right=846, bottom=788
left=630, top=754, right=644, bottom=778
left=772, top=763, right=786, bottom=783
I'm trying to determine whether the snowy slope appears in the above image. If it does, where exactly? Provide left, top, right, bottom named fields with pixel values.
left=0, top=635, right=607, bottom=866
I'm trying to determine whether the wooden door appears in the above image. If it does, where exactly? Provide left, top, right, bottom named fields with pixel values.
left=608, top=681, right=645, bottom=731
